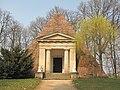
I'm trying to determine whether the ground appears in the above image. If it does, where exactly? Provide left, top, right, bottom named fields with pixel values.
left=73, top=78, right=120, bottom=90
left=35, top=80, right=77, bottom=90
left=0, top=79, right=39, bottom=90
left=1, top=78, right=120, bottom=90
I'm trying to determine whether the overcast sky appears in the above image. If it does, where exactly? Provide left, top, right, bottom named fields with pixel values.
left=0, top=0, right=88, bottom=26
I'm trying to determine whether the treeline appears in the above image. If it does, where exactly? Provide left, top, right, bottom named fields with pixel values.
left=0, top=0, right=120, bottom=77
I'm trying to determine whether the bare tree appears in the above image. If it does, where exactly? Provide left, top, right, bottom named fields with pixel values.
left=0, top=9, right=12, bottom=48
left=21, top=27, right=33, bottom=49
left=105, top=0, right=120, bottom=77
left=29, top=17, right=47, bottom=39
left=77, top=2, right=88, bottom=19
left=46, top=6, right=80, bottom=30
left=77, top=0, right=120, bottom=26
left=8, top=20, right=23, bottom=48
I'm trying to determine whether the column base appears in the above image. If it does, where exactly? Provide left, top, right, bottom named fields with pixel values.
left=70, top=72, right=78, bottom=79
left=35, top=72, right=44, bottom=79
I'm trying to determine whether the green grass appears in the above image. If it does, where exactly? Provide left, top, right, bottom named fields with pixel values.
left=73, top=78, right=120, bottom=90
left=0, top=78, right=40, bottom=90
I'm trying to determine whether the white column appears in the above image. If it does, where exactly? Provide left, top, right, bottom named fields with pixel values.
left=46, top=49, right=51, bottom=73
left=39, top=48, right=45, bottom=72
left=64, top=49, right=69, bottom=73
left=70, top=48, right=76, bottom=72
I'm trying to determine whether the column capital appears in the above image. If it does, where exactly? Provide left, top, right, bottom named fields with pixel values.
left=46, top=48, right=51, bottom=50
left=39, top=48, right=46, bottom=49
left=69, top=48, right=76, bottom=49
left=64, top=49, right=69, bottom=51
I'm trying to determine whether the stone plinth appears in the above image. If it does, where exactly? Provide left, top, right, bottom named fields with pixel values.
left=70, top=72, right=78, bottom=79
left=35, top=72, right=44, bottom=79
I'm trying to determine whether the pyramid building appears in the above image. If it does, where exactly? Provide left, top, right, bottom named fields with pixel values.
left=28, top=14, right=76, bottom=76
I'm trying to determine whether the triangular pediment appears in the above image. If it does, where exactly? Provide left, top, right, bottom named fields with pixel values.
left=38, top=33, right=75, bottom=40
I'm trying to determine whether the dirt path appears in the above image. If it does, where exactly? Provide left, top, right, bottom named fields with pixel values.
left=34, top=80, right=77, bottom=90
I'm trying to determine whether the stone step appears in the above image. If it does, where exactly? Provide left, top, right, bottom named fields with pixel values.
left=44, top=73, right=71, bottom=80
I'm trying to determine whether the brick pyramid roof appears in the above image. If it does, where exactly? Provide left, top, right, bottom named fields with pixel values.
left=38, top=14, right=75, bottom=37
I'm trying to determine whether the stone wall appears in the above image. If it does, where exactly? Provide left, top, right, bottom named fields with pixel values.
left=28, top=40, right=39, bottom=73
left=77, top=48, right=107, bottom=78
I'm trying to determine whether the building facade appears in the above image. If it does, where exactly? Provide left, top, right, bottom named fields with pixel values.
left=31, top=14, right=77, bottom=75
left=37, top=32, right=76, bottom=73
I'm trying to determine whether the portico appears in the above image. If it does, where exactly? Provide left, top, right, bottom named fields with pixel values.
left=37, top=33, right=76, bottom=73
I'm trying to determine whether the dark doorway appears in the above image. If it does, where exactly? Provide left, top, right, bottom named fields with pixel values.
left=53, top=58, right=62, bottom=73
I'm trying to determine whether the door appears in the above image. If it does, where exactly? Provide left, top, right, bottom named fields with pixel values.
left=53, top=58, right=62, bottom=73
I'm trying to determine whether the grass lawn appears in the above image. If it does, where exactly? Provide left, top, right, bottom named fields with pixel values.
left=0, top=78, right=40, bottom=90
left=73, top=78, right=120, bottom=90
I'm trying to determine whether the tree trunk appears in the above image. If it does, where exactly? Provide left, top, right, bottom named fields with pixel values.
left=99, top=52, right=103, bottom=72
left=113, top=41, right=117, bottom=78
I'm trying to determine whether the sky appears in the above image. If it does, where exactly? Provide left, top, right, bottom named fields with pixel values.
left=0, top=0, right=88, bottom=26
